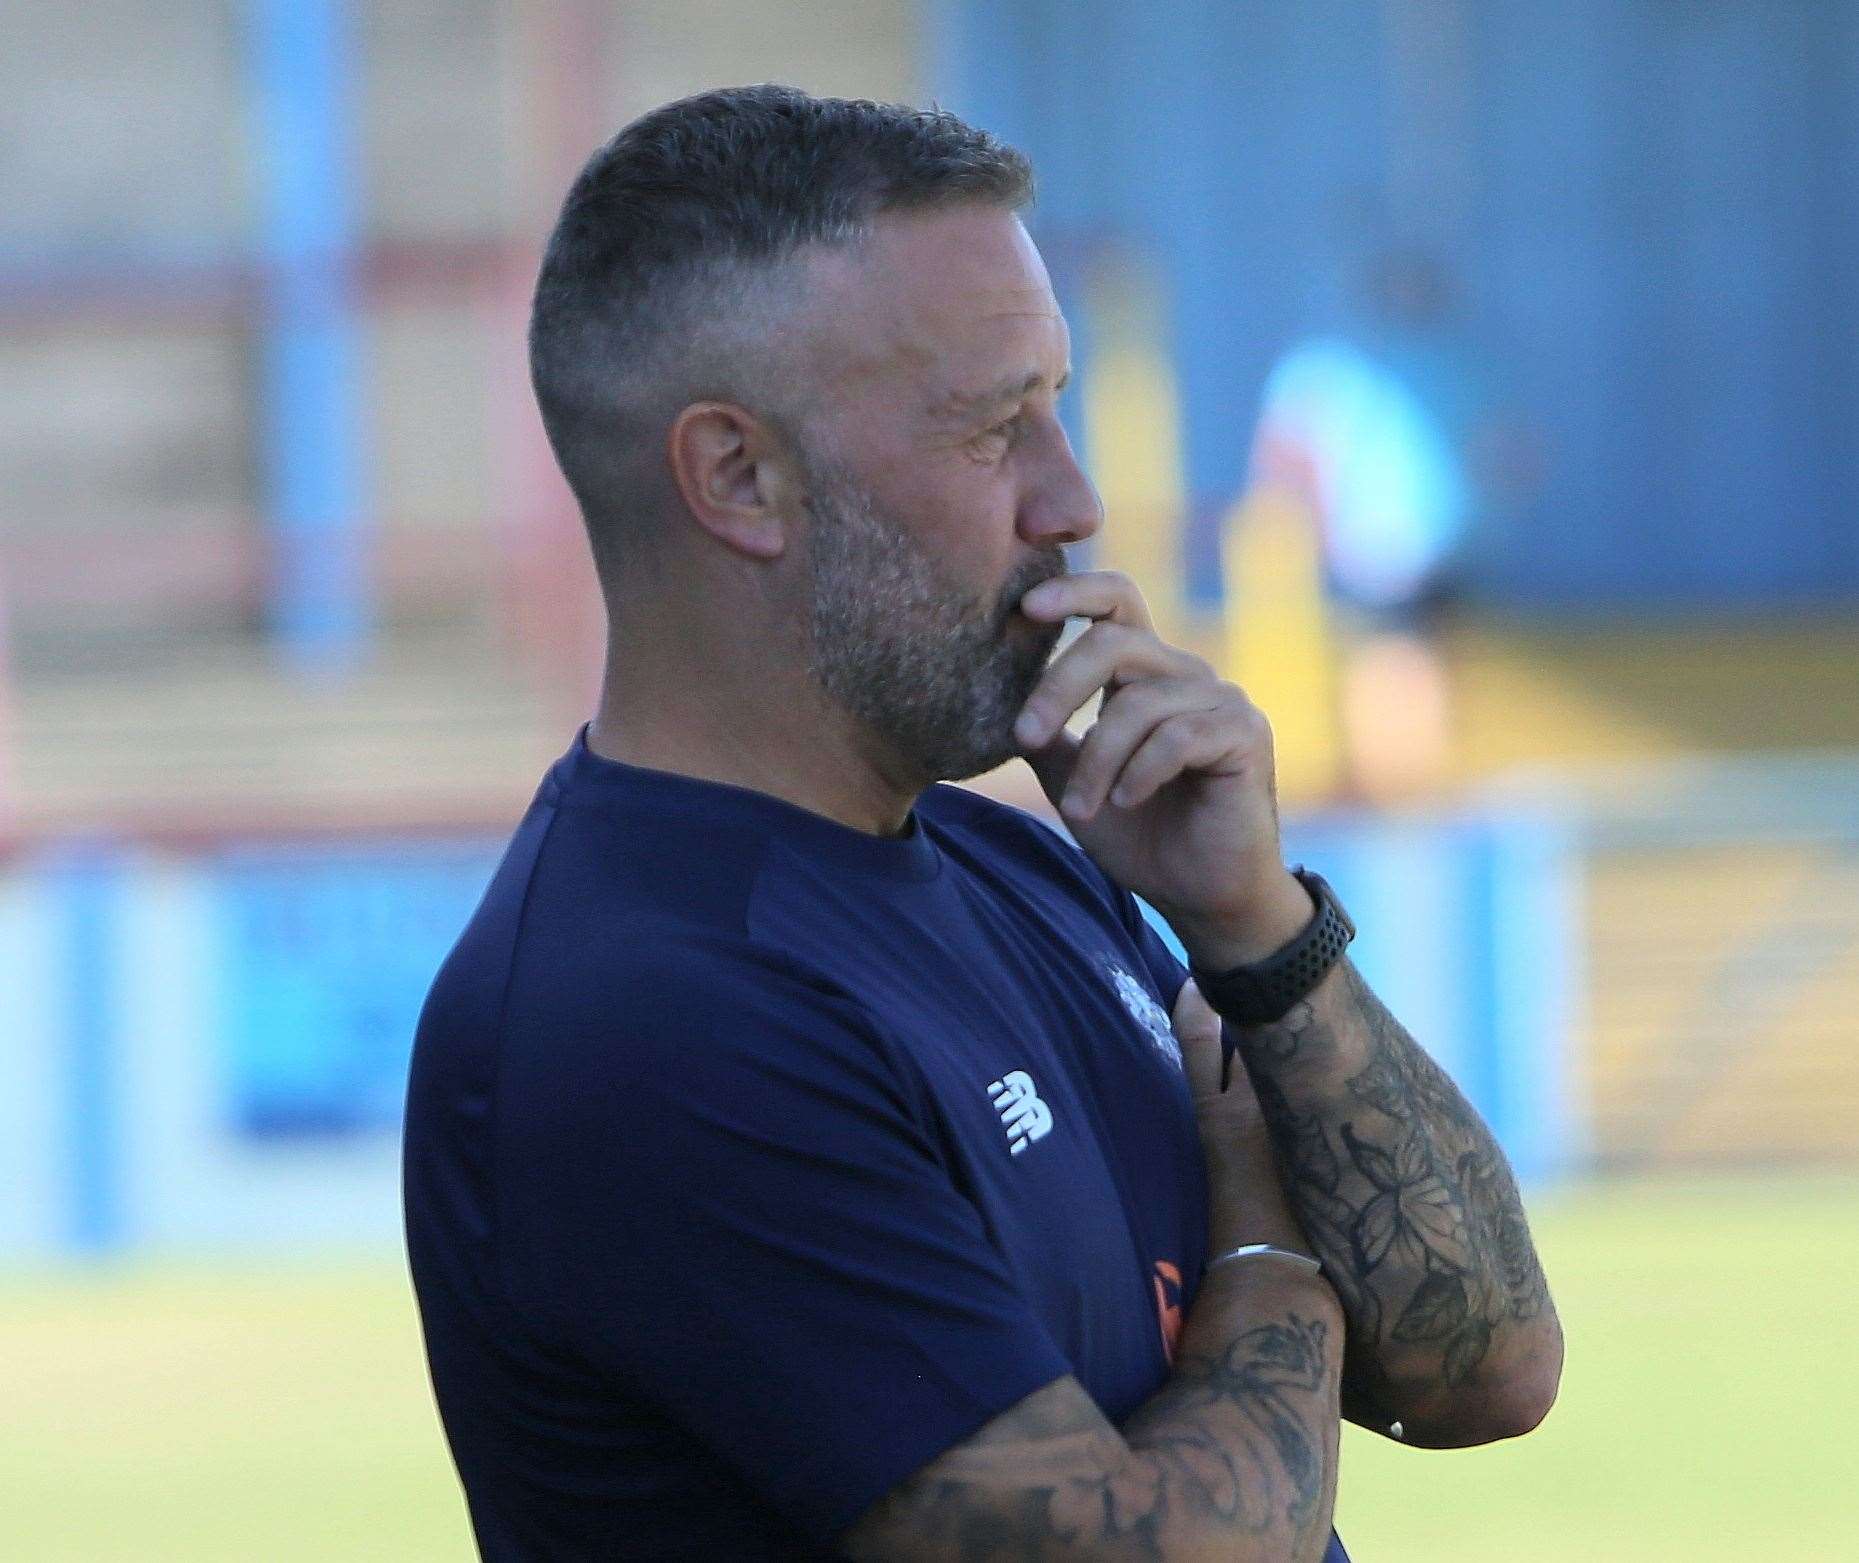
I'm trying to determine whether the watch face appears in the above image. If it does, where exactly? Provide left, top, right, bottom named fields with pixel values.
left=1298, top=870, right=1356, bottom=940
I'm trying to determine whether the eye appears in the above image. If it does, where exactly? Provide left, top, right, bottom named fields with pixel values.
left=975, top=414, right=1019, bottom=453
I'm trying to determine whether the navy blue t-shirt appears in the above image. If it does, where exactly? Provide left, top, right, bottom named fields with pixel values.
left=404, top=730, right=1350, bottom=1560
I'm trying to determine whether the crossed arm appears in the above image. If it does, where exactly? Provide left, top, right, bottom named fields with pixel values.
left=840, top=973, right=1353, bottom=1561
left=842, top=1259, right=1345, bottom=1562
left=837, top=958, right=1561, bottom=1558
left=1231, top=958, right=1563, bottom=1447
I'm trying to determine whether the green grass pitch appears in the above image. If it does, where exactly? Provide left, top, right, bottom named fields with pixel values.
left=3, top=1173, right=1853, bottom=1560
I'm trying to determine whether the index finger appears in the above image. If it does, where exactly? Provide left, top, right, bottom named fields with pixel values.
left=1017, top=569, right=1154, bottom=634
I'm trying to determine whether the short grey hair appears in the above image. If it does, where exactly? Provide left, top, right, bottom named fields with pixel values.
left=527, top=84, right=1034, bottom=591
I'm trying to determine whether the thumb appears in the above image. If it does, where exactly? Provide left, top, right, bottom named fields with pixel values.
left=1172, top=977, right=1227, bottom=1101
left=1020, top=729, right=1082, bottom=809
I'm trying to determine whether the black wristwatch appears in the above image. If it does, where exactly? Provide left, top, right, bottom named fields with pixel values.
left=1188, top=867, right=1356, bottom=1025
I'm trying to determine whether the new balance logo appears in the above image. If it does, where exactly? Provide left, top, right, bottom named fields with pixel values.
left=987, top=1070, right=1053, bottom=1157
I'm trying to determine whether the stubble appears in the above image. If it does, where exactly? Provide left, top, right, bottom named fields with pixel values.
left=802, top=458, right=1066, bottom=783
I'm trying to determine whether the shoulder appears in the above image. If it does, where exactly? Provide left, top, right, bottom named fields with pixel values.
left=536, top=920, right=889, bottom=1056
left=474, top=776, right=848, bottom=1035
left=496, top=926, right=928, bottom=1151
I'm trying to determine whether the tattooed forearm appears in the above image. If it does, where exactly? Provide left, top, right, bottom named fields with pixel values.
left=1235, top=961, right=1560, bottom=1437
left=1115, top=1313, right=1334, bottom=1546
left=841, top=1297, right=1342, bottom=1561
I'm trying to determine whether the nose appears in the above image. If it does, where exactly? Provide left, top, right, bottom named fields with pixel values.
left=1017, top=419, right=1104, bottom=548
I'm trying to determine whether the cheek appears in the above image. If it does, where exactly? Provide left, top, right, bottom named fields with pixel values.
left=927, top=469, right=1020, bottom=566
left=873, top=454, right=1021, bottom=588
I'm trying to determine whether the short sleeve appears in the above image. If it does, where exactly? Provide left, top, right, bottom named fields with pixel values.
left=497, top=950, right=1074, bottom=1545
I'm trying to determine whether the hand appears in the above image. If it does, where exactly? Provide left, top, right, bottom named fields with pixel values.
left=1174, top=974, right=1240, bottom=1107
left=1173, top=979, right=1308, bottom=1254
left=1013, top=571, right=1310, bottom=960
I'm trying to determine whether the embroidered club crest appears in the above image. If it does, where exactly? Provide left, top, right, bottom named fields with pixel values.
left=1107, top=963, right=1181, bottom=1069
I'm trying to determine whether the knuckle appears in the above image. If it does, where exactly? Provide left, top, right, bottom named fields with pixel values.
left=1084, top=619, right=1138, bottom=653
left=1188, top=704, right=1228, bottom=735
left=1156, top=718, right=1200, bottom=757
left=1221, top=687, right=1270, bottom=735
left=1226, top=687, right=1271, bottom=728
left=1071, top=721, right=1122, bottom=778
left=1038, top=663, right=1092, bottom=704
left=1111, top=679, right=1172, bottom=717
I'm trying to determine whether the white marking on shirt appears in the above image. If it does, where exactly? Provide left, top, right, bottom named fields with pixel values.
left=987, top=1070, right=1053, bottom=1156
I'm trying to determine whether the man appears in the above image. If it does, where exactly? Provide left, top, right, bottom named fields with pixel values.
left=404, top=86, right=1562, bottom=1561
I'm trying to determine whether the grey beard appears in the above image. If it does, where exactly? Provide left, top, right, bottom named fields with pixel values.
left=803, top=471, right=1066, bottom=784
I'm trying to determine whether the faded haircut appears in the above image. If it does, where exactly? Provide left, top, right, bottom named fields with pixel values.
left=527, top=84, right=1034, bottom=592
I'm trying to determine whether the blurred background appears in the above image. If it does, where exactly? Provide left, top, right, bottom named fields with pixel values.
left=3, top=2, right=1855, bottom=1558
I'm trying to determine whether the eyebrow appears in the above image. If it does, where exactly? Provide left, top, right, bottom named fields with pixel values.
left=932, top=368, right=1072, bottom=422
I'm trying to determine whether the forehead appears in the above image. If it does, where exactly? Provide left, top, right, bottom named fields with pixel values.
left=802, top=205, right=1068, bottom=417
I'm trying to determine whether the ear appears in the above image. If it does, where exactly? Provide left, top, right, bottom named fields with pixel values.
left=665, top=401, right=793, bottom=560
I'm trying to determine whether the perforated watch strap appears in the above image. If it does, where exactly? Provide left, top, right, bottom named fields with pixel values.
left=1188, top=868, right=1356, bottom=1025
